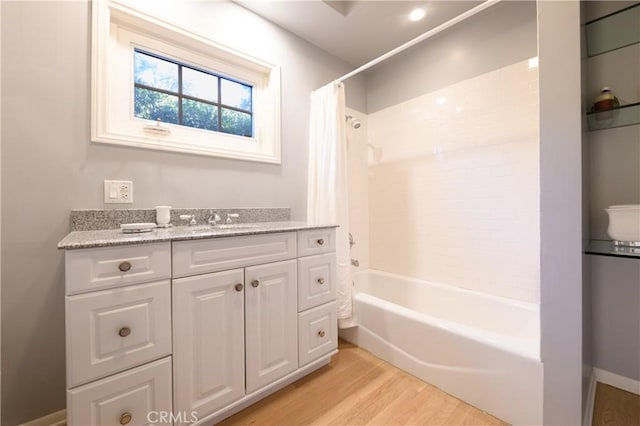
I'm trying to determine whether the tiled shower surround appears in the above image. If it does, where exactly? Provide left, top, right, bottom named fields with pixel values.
left=366, top=58, right=540, bottom=303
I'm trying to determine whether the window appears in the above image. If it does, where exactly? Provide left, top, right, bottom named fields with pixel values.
left=92, top=1, right=281, bottom=163
left=133, top=50, right=253, bottom=137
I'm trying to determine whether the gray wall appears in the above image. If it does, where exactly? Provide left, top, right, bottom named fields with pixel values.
left=0, top=1, right=363, bottom=424
left=364, top=1, right=537, bottom=113
left=584, top=0, right=639, bottom=21
left=538, top=1, right=584, bottom=425
left=591, top=256, right=640, bottom=381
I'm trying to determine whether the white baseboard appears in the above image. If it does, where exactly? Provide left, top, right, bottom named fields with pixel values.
left=583, top=368, right=639, bottom=426
left=584, top=370, right=597, bottom=426
left=19, top=409, right=66, bottom=426
left=594, top=368, right=640, bottom=395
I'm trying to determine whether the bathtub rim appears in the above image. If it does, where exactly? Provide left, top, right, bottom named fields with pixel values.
left=351, top=269, right=541, bottom=361
left=353, top=268, right=540, bottom=312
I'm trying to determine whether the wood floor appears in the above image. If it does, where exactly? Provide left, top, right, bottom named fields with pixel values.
left=219, top=340, right=506, bottom=426
left=592, top=382, right=640, bottom=426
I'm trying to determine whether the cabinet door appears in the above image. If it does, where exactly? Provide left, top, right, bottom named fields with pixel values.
left=245, top=260, right=298, bottom=393
left=172, top=269, right=245, bottom=424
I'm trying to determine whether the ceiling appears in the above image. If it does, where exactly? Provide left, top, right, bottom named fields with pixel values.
left=235, top=1, right=481, bottom=67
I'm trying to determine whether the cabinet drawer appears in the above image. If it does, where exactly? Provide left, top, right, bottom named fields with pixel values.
left=65, top=242, right=171, bottom=295
left=297, top=228, right=336, bottom=257
left=298, top=253, right=336, bottom=311
left=67, top=357, right=172, bottom=426
left=173, top=232, right=297, bottom=278
left=298, top=301, right=337, bottom=367
left=66, top=280, right=172, bottom=388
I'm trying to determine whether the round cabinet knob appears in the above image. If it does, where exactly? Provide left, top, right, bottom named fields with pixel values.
left=317, top=278, right=325, bottom=285
left=234, top=283, right=244, bottom=292
left=317, top=238, right=325, bottom=246
left=118, top=327, right=131, bottom=338
left=120, top=412, right=132, bottom=425
left=118, top=261, right=132, bottom=272
left=251, top=280, right=260, bottom=288
left=318, top=330, right=326, bottom=338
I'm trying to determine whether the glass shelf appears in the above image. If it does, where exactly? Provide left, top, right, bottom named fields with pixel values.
left=586, top=239, right=640, bottom=259
left=587, top=102, right=640, bottom=131
left=585, top=3, right=640, bottom=57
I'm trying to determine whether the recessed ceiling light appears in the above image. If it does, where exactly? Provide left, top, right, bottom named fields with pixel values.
left=409, top=8, right=426, bottom=22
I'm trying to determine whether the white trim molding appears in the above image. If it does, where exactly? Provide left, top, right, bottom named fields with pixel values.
left=594, top=367, right=640, bottom=395
left=91, top=0, right=282, bottom=163
left=19, top=409, right=66, bottom=426
left=584, top=369, right=597, bottom=426
left=584, top=368, right=640, bottom=426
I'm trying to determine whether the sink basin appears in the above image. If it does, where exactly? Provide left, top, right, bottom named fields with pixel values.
left=180, top=224, right=261, bottom=232
left=182, top=225, right=216, bottom=232
left=214, top=224, right=260, bottom=230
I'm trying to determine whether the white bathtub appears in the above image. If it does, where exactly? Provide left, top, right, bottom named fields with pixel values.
left=339, top=270, right=543, bottom=426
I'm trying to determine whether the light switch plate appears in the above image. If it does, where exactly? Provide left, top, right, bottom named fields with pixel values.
left=103, top=180, right=133, bottom=204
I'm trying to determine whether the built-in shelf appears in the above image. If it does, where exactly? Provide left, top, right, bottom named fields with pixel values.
left=586, top=240, right=640, bottom=259
left=587, top=102, right=640, bottom=131
left=585, top=3, right=640, bottom=57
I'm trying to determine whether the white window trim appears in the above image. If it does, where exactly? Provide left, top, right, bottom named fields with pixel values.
left=92, top=0, right=282, bottom=163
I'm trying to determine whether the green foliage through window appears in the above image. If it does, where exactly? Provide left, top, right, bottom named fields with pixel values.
left=133, top=50, right=253, bottom=138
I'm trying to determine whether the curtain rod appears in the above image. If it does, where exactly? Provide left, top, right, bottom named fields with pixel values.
left=336, top=0, right=502, bottom=83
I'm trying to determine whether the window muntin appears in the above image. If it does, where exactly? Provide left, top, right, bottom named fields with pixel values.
left=133, top=49, right=253, bottom=138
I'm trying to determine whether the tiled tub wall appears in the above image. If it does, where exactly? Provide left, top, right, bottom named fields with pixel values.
left=366, top=59, right=540, bottom=303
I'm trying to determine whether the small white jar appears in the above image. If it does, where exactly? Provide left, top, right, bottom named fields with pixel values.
left=155, top=205, right=171, bottom=227
left=605, top=205, right=640, bottom=245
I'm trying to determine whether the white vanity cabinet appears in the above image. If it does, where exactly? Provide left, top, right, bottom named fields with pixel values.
left=64, top=227, right=337, bottom=426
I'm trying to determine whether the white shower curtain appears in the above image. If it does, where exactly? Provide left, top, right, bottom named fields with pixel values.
left=307, top=81, right=352, bottom=320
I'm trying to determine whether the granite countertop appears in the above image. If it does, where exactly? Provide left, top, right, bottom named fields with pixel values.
left=57, top=221, right=338, bottom=250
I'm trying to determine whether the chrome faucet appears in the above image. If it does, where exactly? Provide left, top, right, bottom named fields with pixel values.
left=180, top=214, right=197, bottom=226
left=208, top=210, right=221, bottom=226
left=226, top=213, right=240, bottom=224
